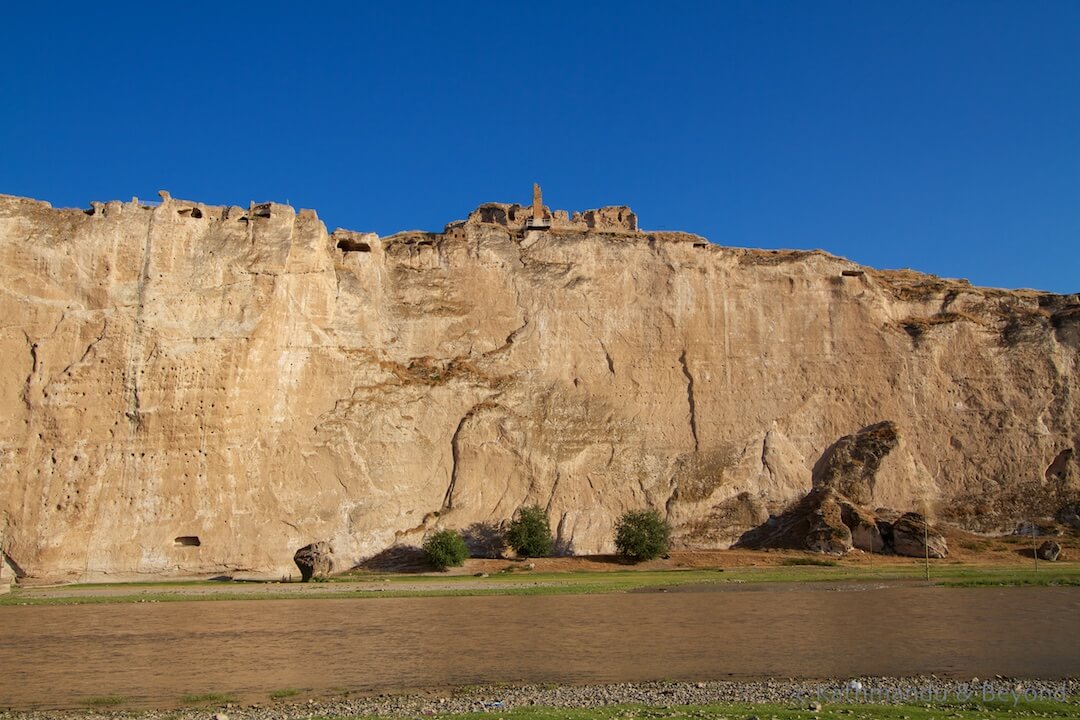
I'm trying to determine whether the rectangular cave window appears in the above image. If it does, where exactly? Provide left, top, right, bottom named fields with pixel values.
left=174, top=536, right=201, bottom=547
left=337, top=238, right=372, bottom=253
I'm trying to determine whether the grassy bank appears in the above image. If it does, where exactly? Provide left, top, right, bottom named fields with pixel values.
left=2, top=561, right=1078, bottom=606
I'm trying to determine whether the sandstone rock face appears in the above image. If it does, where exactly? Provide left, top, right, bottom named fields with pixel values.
left=891, top=512, right=949, bottom=559
left=0, top=193, right=1076, bottom=580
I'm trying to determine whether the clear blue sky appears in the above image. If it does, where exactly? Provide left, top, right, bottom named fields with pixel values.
left=2, top=2, right=1077, bottom=293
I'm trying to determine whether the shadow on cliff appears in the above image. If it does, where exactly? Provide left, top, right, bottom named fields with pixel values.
left=354, top=545, right=429, bottom=573
left=462, top=522, right=507, bottom=559
left=1, top=549, right=26, bottom=579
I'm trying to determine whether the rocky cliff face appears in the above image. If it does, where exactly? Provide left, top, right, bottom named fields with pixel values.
left=0, top=192, right=1076, bottom=581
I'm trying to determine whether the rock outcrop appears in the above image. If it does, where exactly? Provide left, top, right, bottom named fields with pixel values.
left=1037, top=540, right=1061, bottom=562
left=803, top=492, right=855, bottom=555
left=812, top=421, right=900, bottom=505
left=736, top=488, right=859, bottom=555
left=0, top=192, right=1076, bottom=580
left=1056, top=502, right=1080, bottom=530
left=293, top=541, right=333, bottom=582
left=737, top=422, right=929, bottom=556
left=841, top=502, right=886, bottom=554
left=891, top=512, right=949, bottom=559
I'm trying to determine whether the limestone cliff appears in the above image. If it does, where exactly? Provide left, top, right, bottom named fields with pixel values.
left=0, top=192, right=1076, bottom=581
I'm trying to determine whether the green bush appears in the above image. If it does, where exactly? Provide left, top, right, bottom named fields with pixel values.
left=614, top=509, right=672, bottom=562
left=506, top=505, right=553, bottom=557
left=422, top=529, right=469, bottom=571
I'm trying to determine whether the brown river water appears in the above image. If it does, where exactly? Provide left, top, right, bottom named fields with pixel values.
left=0, top=583, right=1077, bottom=709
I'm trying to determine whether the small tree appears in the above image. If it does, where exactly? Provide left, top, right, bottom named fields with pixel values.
left=506, top=505, right=553, bottom=558
left=615, top=509, right=672, bottom=562
left=422, top=529, right=469, bottom=571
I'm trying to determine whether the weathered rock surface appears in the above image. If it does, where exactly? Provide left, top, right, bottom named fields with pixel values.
left=0, top=192, right=1076, bottom=580
left=737, top=485, right=892, bottom=555
left=1014, top=520, right=1060, bottom=537
left=0, top=556, right=11, bottom=595
left=812, top=421, right=900, bottom=506
left=804, top=492, right=855, bottom=555
left=1056, top=501, right=1080, bottom=529
left=738, top=423, right=903, bottom=555
left=1037, top=540, right=1061, bottom=562
left=293, top=541, right=333, bottom=581
left=891, top=512, right=949, bottom=559
left=841, top=502, right=885, bottom=553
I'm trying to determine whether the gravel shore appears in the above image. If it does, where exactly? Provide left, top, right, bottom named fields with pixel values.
left=2, top=677, right=1076, bottom=720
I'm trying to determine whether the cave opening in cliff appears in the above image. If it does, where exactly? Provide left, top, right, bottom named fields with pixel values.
left=337, top=238, right=371, bottom=253
left=173, top=536, right=201, bottom=547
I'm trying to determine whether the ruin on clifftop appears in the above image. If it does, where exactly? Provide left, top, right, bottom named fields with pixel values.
left=457, top=184, right=638, bottom=234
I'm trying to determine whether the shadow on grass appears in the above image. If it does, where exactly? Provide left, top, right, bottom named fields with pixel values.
left=584, top=554, right=639, bottom=566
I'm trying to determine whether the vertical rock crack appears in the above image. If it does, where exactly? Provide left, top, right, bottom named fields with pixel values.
left=679, top=350, right=699, bottom=452
left=21, top=332, right=38, bottom=412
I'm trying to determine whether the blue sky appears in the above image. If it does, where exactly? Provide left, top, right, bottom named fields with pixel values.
left=2, top=2, right=1077, bottom=292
